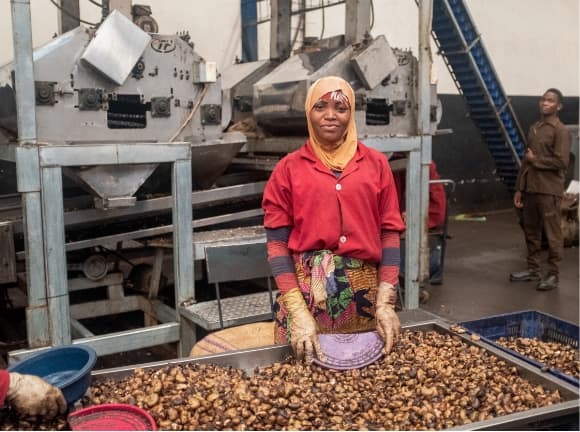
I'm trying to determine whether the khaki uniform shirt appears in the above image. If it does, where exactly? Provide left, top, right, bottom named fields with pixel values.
left=515, top=116, right=570, bottom=196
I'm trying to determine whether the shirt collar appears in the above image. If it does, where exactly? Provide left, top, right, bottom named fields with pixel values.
left=538, top=116, right=562, bottom=128
left=299, top=140, right=367, bottom=163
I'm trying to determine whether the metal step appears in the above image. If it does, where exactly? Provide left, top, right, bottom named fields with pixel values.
left=180, top=291, right=277, bottom=331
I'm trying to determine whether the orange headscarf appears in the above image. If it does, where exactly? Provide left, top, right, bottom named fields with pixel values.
left=305, top=76, right=358, bottom=171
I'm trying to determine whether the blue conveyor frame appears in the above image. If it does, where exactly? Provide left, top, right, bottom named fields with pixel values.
left=428, top=0, right=526, bottom=192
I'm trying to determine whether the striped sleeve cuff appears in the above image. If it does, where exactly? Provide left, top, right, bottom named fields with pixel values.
left=266, top=227, right=299, bottom=294
left=379, top=230, right=401, bottom=285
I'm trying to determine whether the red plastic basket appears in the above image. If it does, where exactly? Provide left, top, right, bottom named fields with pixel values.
left=68, top=404, right=157, bottom=431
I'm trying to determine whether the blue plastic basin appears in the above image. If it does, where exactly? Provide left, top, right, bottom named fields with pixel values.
left=8, top=345, right=97, bottom=405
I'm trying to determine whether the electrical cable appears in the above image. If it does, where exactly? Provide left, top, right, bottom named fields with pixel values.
left=370, top=0, right=374, bottom=32
left=291, top=8, right=304, bottom=49
left=98, top=245, right=136, bottom=268
left=320, top=0, right=325, bottom=40
left=87, top=0, right=103, bottom=8
left=169, top=83, right=210, bottom=142
left=48, top=0, right=98, bottom=26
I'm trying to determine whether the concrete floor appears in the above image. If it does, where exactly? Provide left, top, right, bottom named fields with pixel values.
left=421, top=208, right=579, bottom=325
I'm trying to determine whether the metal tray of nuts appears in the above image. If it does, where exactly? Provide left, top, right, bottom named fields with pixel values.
left=88, top=320, right=579, bottom=431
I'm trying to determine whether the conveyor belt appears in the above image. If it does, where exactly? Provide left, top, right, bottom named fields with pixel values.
left=427, top=0, right=526, bottom=192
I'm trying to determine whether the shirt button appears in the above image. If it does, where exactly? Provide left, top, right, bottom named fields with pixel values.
left=335, top=183, right=342, bottom=191
left=339, top=235, right=347, bottom=243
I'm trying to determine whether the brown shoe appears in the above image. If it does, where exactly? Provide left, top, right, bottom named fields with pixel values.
left=537, top=275, right=558, bottom=291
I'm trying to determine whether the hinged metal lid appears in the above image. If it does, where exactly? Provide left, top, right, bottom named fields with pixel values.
left=80, top=10, right=151, bottom=85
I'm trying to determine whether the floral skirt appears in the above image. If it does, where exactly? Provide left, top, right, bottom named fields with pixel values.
left=274, top=250, right=379, bottom=344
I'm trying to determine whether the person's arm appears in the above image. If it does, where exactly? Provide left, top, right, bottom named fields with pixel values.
left=266, top=227, right=299, bottom=294
left=376, top=230, right=401, bottom=354
left=266, top=227, right=322, bottom=362
left=528, top=127, right=571, bottom=171
left=375, top=161, right=404, bottom=354
left=263, top=164, right=322, bottom=363
left=377, top=158, right=405, bottom=285
left=1, top=370, right=67, bottom=418
left=0, top=370, right=9, bottom=407
left=514, top=127, right=533, bottom=201
left=378, top=230, right=401, bottom=285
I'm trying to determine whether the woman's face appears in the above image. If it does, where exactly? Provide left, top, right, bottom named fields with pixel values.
left=309, top=98, right=351, bottom=149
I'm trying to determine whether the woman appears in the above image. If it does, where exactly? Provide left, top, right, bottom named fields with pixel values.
left=262, top=76, right=405, bottom=363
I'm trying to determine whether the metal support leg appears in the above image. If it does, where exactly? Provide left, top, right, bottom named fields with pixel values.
left=417, top=0, right=434, bottom=290
left=214, top=282, right=224, bottom=329
left=145, top=247, right=165, bottom=326
left=420, top=137, right=432, bottom=282
left=9, top=142, right=191, bottom=360
left=405, top=150, right=421, bottom=309
left=41, top=166, right=71, bottom=345
left=148, top=248, right=165, bottom=300
left=11, top=0, right=51, bottom=348
left=21, top=192, right=51, bottom=347
left=173, top=159, right=195, bottom=356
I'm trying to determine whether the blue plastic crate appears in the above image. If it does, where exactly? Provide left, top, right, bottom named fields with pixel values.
left=460, top=310, right=579, bottom=387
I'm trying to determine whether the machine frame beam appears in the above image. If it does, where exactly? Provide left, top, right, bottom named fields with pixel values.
left=416, top=0, right=434, bottom=299
left=345, top=0, right=371, bottom=45
left=11, top=0, right=51, bottom=347
left=269, top=0, right=292, bottom=60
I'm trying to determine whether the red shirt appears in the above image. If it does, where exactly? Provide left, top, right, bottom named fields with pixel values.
left=263, top=141, right=405, bottom=263
left=0, top=369, right=9, bottom=406
left=392, top=161, right=447, bottom=229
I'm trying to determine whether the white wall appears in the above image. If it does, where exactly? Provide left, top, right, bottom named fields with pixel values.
left=0, top=0, right=243, bottom=72
left=1, top=0, right=578, bottom=96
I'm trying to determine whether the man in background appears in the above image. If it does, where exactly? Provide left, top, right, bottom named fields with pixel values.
left=510, top=88, right=571, bottom=291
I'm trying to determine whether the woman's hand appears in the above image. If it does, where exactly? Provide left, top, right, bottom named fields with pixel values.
left=375, top=282, right=401, bottom=354
left=7, top=372, right=67, bottom=418
left=279, top=288, right=323, bottom=363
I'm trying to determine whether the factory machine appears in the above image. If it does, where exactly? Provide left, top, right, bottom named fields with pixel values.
left=0, top=3, right=265, bottom=360
left=1, top=0, right=436, bottom=360
left=223, top=35, right=440, bottom=160
left=0, top=13, right=247, bottom=202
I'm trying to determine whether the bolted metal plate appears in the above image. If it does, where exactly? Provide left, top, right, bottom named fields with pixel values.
left=80, top=10, right=151, bottom=85
left=350, top=35, right=398, bottom=90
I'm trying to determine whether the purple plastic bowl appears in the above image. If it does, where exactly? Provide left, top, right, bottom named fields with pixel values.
left=313, top=331, right=384, bottom=370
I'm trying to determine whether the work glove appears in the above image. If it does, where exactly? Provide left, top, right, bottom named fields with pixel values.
left=375, top=282, right=401, bottom=354
left=7, top=372, right=67, bottom=418
left=279, top=288, right=323, bottom=364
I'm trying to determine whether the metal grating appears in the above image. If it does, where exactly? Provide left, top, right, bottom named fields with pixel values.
left=180, top=291, right=277, bottom=331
